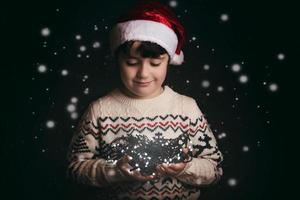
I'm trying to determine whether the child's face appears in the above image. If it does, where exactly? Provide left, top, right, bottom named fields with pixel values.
left=117, top=41, right=169, bottom=99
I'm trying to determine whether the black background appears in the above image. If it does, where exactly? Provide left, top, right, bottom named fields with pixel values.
left=1, top=0, right=294, bottom=199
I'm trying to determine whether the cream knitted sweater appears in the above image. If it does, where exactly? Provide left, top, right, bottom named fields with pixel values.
left=67, top=86, right=223, bottom=200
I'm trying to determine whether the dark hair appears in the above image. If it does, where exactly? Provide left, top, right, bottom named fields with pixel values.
left=114, top=41, right=170, bottom=63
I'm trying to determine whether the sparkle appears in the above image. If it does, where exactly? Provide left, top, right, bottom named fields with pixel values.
left=79, top=45, right=87, bottom=52
left=257, top=140, right=261, bottom=147
left=61, top=69, right=68, bottom=76
left=169, top=0, right=178, bottom=8
left=218, top=132, right=227, bottom=139
left=228, top=178, right=237, bottom=186
left=277, top=53, right=285, bottom=60
left=192, top=36, right=196, bottom=41
left=41, top=27, right=50, bottom=37
left=84, top=88, right=89, bottom=95
left=220, top=14, right=229, bottom=22
left=203, top=64, right=210, bottom=70
left=93, top=41, right=101, bottom=48
left=71, top=112, right=78, bottom=119
left=37, top=64, right=47, bottom=73
left=269, top=83, right=278, bottom=92
left=70, top=97, right=78, bottom=103
left=46, top=120, right=55, bottom=128
left=239, top=75, right=248, bottom=83
left=201, top=80, right=210, bottom=88
left=217, top=86, right=224, bottom=92
left=75, top=34, right=82, bottom=40
left=94, top=25, right=98, bottom=31
left=231, top=64, right=241, bottom=72
left=77, top=54, right=82, bottom=58
left=66, top=104, right=76, bottom=112
left=242, top=146, right=249, bottom=152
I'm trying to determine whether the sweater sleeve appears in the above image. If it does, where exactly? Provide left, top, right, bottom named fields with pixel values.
left=66, top=102, right=127, bottom=188
left=176, top=98, right=223, bottom=186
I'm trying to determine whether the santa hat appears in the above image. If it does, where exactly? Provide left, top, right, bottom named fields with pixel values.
left=109, top=0, right=186, bottom=65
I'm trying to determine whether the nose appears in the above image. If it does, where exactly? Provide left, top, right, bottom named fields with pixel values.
left=136, top=63, right=149, bottom=79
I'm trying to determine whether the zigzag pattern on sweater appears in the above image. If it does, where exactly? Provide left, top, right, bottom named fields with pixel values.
left=111, top=181, right=198, bottom=200
left=70, top=135, right=90, bottom=154
left=98, top=114, right=189, bottom=123
left=133, top=189, right=198, bottom=200
left=79, top=114, right=208, bottom=138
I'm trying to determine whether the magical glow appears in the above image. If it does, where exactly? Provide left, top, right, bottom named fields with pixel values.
left=70, top=97, right=78, bottom=103
left=218, top=132, right=226, bottom=139
left=228, top=178, right=237, bottom=186
left=269, top=83, right=278, bottom=92
left=37, top=64, right=47, bottom=73
left=84, top=88, right=89, bottom=94
left=220, top=14, right=229, bottom=22
left=169, top=0, right=178, bottom=8
left=61, top=69, right=68, bottom=76
left=277, top=53, right=285, bottom=60
left=203, top=64, right=210, bottom=70
left=71, top=112, right=78, bottom=119
left=41, top=27, right=50, bottom=37
left=231, top=64, right=241, bottom=72
left=217, top=86, right=224, bottom=92
left=75, top=34, right=82, bottom=40
left=201, top=80, right=210, bottom=88
left=242, top=146, right=249, bottom=152
left=79, top=45, right=87, bottom=52
left=46, top=120, right=55, bottom=128
left=67, top=104, right=76, bottom=112
left=93, top=41, right=101, bottom=48
left=239, top=75, right=248, bottom=83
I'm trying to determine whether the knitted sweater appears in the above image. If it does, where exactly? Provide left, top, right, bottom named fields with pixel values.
left=67, top=86, right=223, bottom=200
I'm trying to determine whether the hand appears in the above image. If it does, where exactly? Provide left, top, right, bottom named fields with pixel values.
left=155, top=148, right=189, bottom=177
left=117, top=155, right=157, bottom=182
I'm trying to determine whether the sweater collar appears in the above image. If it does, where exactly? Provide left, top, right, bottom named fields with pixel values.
left=110, top=85, right=175, bottom=112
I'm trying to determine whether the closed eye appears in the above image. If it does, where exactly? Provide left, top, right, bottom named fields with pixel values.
left=126, top=61, right=138, bottom=66
left=151, top=63, right=161, bottom=66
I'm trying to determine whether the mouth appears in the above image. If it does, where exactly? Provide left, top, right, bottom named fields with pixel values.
left=133, top=80, right=153, bottom=86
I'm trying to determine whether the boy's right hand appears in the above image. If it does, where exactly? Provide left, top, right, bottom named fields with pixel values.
left=117, top=155, right=157, bottom=182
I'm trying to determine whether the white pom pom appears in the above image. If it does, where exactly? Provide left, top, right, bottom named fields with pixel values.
left=170, top=50, right=184, bottom=65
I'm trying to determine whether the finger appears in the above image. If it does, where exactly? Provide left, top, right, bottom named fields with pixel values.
left=133, top=173, right=156, bottom=182
left=182, top=147, right=189, bottom=154
left=156, top=165, right=166, bottom=175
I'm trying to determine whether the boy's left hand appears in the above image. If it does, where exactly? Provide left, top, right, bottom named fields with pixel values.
left=155, top=148, right=189, bottom=177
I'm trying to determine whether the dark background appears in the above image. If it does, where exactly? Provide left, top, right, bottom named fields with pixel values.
left=1, top=0, right=294, bottom=199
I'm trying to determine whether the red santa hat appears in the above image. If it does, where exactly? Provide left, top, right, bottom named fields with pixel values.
left=109, top=0, right=186, bottom=65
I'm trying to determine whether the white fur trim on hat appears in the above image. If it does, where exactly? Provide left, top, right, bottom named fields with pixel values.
left=170, top=50, right=184, bottom=65
left=110, top=19, right=178, bottom=59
